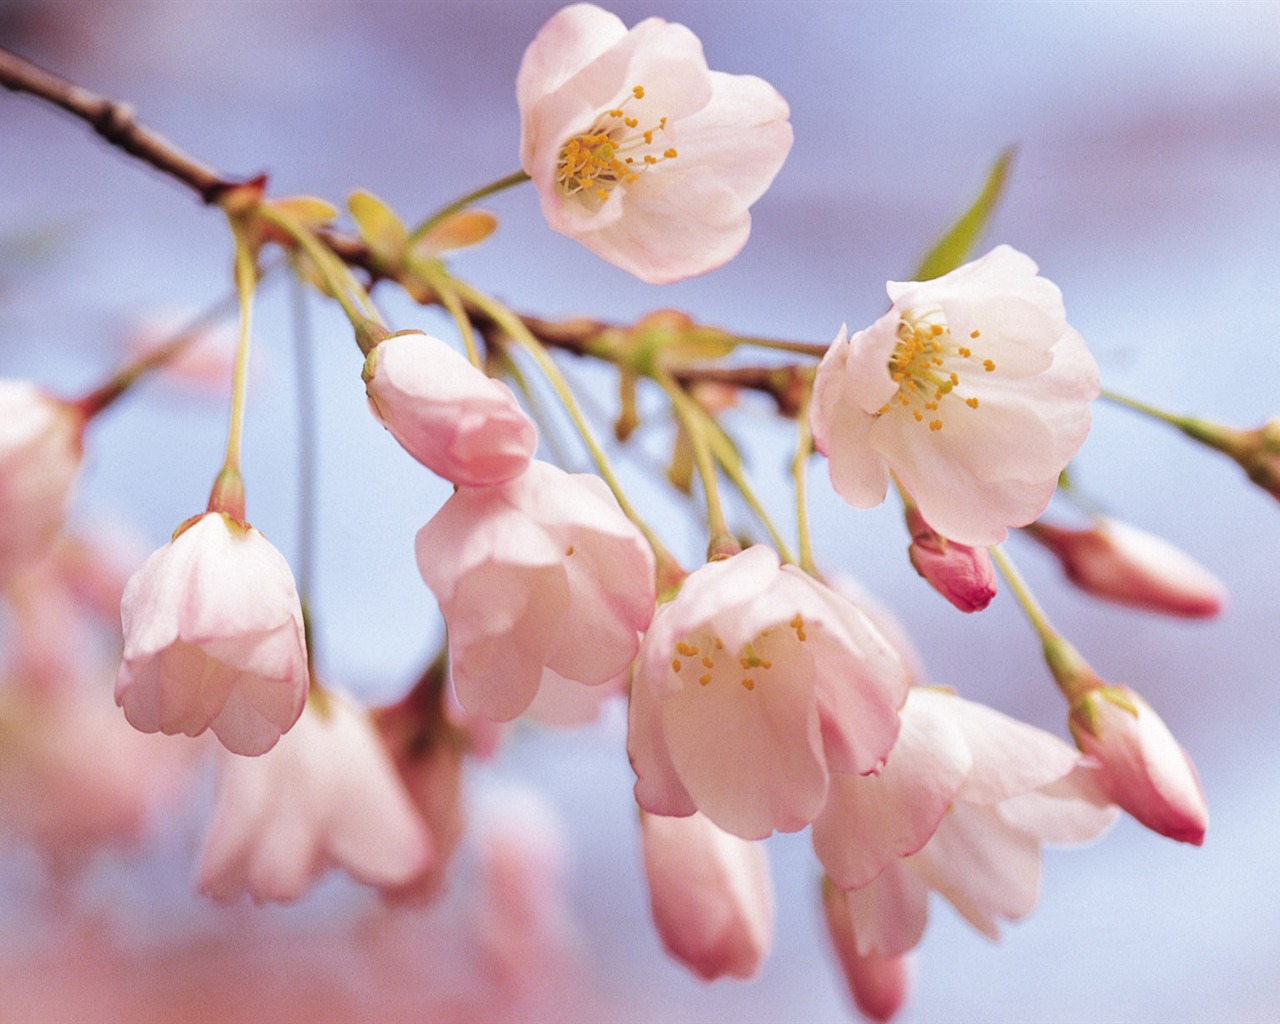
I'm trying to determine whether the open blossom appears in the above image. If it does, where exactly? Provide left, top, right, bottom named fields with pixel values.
left=363, top=331, right=538, bottom=487
left=517, top=3, right=793, bottom=283
left=814, top=688, right=1116, bottom=955
left=197, top=689, right=432, bottom=903
left=629, top=545, right=908, bottom=840
left=1029, top=517, right=1226, bottom=618
left=811, top=246, right=1099, bottom=547
left=640, top=810, right=773, bottom=981
left=0, top=381, right=85, bottom=585
left=416, top=459, right=655, bottom=722
left=115, top=512, right=309, bottom=756
left=1069, top=684, right=1208, bottom=845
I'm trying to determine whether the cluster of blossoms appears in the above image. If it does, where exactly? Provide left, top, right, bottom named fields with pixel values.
left=0, top=3, right=1245, bottom=1020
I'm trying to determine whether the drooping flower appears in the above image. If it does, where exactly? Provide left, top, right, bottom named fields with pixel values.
left=517, top=3, right=793, bottom=283
left=1069, top=684, right=1208, bottom=845
left=1027, top=517, right=1225, bottom=618
left=197, top=689, right=433, bottom=904
left=640, top=810, right=773, bottom=981
left=0, top=381, right=85, bottom=585
left=811, top=246, right=1099, bottom=547
left=416, top=459, right=655, bottom=722
left=813, top=688, right=1116, bottom=955
left=904, top=502, right=996, bottom=613
left=115, top=512, right=309, bottom=756
left=629, top=545, right=908, bottom=840
left=821, top=877, right=912, bottom=1024
left=363, top=331, right=538, bottom=487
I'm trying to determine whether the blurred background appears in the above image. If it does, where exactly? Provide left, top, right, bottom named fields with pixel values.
left=2, top=1, right=1279, bottom=1021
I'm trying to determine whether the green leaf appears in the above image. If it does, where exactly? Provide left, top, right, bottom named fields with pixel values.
left=913, top=146, right=1016, bottom=281
left=348, top=190, right=408, bottom=265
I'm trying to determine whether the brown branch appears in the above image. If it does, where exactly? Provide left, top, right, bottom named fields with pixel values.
left=0, top=46, right=239, bottom=204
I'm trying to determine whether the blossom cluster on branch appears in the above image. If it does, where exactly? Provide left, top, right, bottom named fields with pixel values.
left=0, top=4, right=1262, bottom=1020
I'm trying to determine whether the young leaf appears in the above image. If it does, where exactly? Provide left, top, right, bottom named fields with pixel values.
left=913, top=147, right=1016, bottom=281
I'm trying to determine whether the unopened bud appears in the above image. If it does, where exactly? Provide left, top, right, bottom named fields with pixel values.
left=905, top=504, right=996, bottom=612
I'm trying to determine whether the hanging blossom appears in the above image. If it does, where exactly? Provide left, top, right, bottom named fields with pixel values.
left=811, top=246, right=1099, bottom=547
left=517, top=3, right=793, bottom=283
left=0, top=381, right=85, bottom=586
left=197, top=689, right=432, bottom=903
left=629, top=545, right=908, bottom=840
left=639, top=810, right=773, bottom=981
left=363, top=331, right=538, bottom=487
left=813, top=687, right=1117, bottom=957
left=821, top=879, right=913, bottom=1024
left=115, top=512, right=309, bottom=756
left=416, top=459, right=655, bottom=722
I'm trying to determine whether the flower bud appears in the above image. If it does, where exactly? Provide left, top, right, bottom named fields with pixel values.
left=821, top=879, right=912, bottom=1023
left=905, top=504, right=996, bottom=612
left=1029, top=518, right=1225, bottom=618
left=639, top=810, right=773, bottom=981
left=363, top=331, right=537, bottom=487
left=1069, top=685, right=1207, bottom=845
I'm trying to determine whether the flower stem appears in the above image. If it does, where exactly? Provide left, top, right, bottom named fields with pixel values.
left=407, top=170, right=530, bottom=245
left=730, top=333, right=828, bottom=359
left=408, top=256, right=483, bottom=368
left=1098, top=387, right=1192, bottom=430
left=790, top=373, right=818, bottom=575
left=657, top=369, right=733, bottom=549
left=222, top=216, right=257, bottom=475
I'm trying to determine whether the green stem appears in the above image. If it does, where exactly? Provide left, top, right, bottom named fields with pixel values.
left=222, top=218, right=257, bottom=474
left=730, top=334, right=828, bottom=359
left=408, top=170, right=530, bottom=245
left=1099, top=387, right=1193, bottom=431
left=409, top=257, right=482, bottom=368
left=657, top=369, right=732, bottom=547
left=790, top=373, right=818, bottom=575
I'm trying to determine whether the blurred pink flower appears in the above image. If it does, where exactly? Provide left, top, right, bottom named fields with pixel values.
left=416, top=459, right=655, bottom=722
left=197, top=689, right=433, bottom=904
left=1069, top=684, right=1208, bottom=845
left=123, top=306, right=245, bottom=393
left=517, top=3, right=793, bottom=283
left=821, top=877, right=912, bottom=1023
left=815, top=688, right=1116, bottom=954
left=811, top=246, right=1099, bottom=546
left=629, top=545, right=908, bottom=839
left=640, top=810, right=773, bottom=980
left=115, top=512, right=309, bottom=756
left=363, top=331, right=538, bottom=486
left=1028, top=517, right=1225, bottom=618
left=904, top=503, right=996, bottom=613
left=0, top=381, right=84, bottom=585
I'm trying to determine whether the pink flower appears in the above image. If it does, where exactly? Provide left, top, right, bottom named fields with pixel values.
left=517, top=3, right=793, bottom=283
left=628, top=546, right=908, bottom=839
left=363, top=331, right=538, bottom=487
left=197, top=689, right=433, bottom=903
left=811, top=246, right=1099, bottom=546
left=1069, top=684, right=1208, bottom=845
left=814, top=688, right=1116, bottom=954
left=416, top=459, right=655, bottom=721
left=821, top=878, right=912, bottom=1023
left=640, top=810, right=773, bottom=980
left=904, top=503, right=996, bottom=613
left=0, top=381, right=85, bottom=585
left=115, top=512, right=309, bottom=756
left=1028, top=517, right=1225, bottom=618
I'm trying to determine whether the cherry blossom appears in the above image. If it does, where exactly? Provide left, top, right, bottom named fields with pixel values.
left=904, top=503, right=996, bottom=613
left=1029, top=517, right=1226, bottom=618
left=814, top=688, right=1116, bottom=954
left=0, top=381, right=85, bottom=585
left=363, top=331, right=538, bottom=487
left=197, top=689, right=432, bottom=904
left=629, top=545, right=908, bottom=840
left=639, top=810, right=773, bottom=981
left=517, top=3, right=793, bottom=283
left=416, top=459, right=655, bottom=721
left=1069, top=684, right=1208, bottom=845
left=821, top=877, right=912, bottom=1024
left=811, top=246, right=1099, bottom=546
left=115, top=512, right=309, bottom=756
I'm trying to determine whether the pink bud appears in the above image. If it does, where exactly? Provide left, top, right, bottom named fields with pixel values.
left=639, top=810, right=773, bottom=981
left=0, top=381, right=84, bottom=585
left=821, top=879, right=912, bottom=1022
left=115, top=512, right=309, bottom=756
left=1029, top=518, right=1225, bottom=618
left=363, top=331, right=537, bottom=487
left=905, top=505, right=996, bottom=612
left=1069, top=685, right=1208, bottom=845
